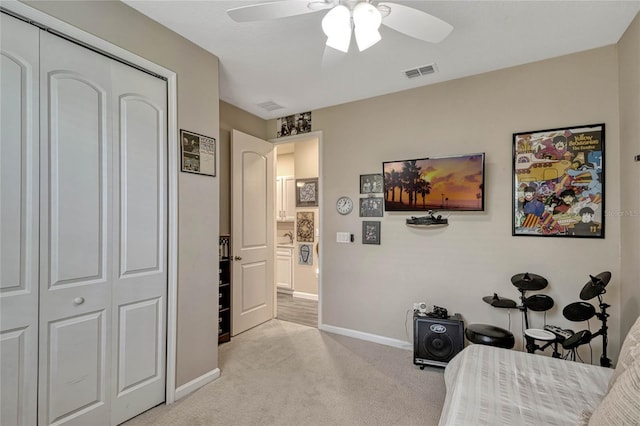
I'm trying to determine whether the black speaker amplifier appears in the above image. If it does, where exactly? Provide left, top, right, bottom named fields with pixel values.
left=414, top=314, right=464, bottom=368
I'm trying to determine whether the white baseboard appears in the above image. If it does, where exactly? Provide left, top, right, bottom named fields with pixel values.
left=174, top=368, right=220, bottom=401
left=292, top=291, right=318, bottom=301
left=277, top=288, right=293, bottom=295
left=319, top=324, right=412, bottom=351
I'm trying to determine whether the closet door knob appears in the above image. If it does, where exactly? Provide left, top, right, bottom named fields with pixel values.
left=234, top=256, right=242, bottom=261
left=73, top=297, right=85, bottom=305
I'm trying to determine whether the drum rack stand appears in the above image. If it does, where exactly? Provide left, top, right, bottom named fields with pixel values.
left=518, top=287, right=562, bottom=358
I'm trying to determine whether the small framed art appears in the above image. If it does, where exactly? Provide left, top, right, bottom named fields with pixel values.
left=360, top=173, right=383, bottom=194
left=180, top=129, right=216, bottom=177
left=296, top=178, right=319, bottom=207
left=362, top=221, right=381, bottom=245
left=359, top=197, right=384, bottom=217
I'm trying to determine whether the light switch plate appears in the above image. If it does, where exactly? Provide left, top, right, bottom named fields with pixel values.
left=336, top=232, right=351, bottom=243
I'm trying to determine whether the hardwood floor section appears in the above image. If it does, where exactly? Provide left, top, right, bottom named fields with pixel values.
left=277, top=292, right=317, bottom=328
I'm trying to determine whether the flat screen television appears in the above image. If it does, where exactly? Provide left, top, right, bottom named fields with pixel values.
left=382, top=153, right=485, bottom=212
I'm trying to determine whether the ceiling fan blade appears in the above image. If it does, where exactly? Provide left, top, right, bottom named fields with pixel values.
left=227, top=1, right=322, bottom=22
left=378, top=2, right=453, bottom=43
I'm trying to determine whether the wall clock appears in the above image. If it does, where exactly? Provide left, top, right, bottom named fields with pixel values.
left=336, top=196, right=354, bottom=215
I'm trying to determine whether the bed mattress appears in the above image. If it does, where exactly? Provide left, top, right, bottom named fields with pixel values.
left=439, top=344, right=613, bottom=426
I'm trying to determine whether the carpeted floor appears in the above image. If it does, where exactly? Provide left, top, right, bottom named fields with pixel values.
left=124, top=319, right=446, bottom=426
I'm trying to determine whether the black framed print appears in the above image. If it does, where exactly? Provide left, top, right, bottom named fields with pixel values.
left=180, top=129, right=216, bottom=177
left=513, top=123, right=604, bottom=238
left=359, top=197, right=383, bottom=217
left=362, top=221, right=381, bottom=245
left=360, top=173, right=383, bottom=194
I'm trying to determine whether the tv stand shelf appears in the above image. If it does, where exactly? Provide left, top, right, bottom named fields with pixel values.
left=405, top=213, right=448, bottom=227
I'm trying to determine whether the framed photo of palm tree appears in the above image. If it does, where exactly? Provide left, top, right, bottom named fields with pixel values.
left=382, top=154, right=485, bottom=212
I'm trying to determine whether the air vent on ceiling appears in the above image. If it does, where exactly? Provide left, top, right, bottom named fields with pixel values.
left=403, top=63, right=437, bottom=79
left=257, top=100, right=284, bottom=111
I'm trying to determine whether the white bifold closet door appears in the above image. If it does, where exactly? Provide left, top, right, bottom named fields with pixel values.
left=1, top=13, right=167, bottom=426
left=0, top=13, right=40, bottom=426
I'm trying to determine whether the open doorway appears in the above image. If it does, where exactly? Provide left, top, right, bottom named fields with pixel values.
left=273, top=133, right=321, bottom=328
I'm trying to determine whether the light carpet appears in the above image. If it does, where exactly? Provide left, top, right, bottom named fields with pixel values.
left=124, top=319, right=446, bottom=426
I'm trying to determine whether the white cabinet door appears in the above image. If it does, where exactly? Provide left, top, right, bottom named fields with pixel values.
left=282, top=176, right=296, bottom=222
left=276, top=176, right=296, bottom=222
left=276, top=247, right=293, bottom=290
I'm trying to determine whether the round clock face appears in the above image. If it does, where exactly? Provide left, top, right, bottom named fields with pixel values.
left=336, top=196, right=353, bottom=215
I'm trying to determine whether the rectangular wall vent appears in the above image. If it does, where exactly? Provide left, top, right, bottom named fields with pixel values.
left=257, top=100, right=284, bottom=111
left=403, top=63, right=437, bottom=79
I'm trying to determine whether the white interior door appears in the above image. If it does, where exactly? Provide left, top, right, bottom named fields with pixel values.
left=0, top=13, right=40, bottom=426
left=38, top=30, right=167, bottom=426
left=231, top=129, right=274, bottom=335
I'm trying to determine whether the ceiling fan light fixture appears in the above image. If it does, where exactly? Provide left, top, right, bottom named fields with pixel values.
left=322, top=4, right=352, bottom=52
left=353, top=2, right=382, bottom=51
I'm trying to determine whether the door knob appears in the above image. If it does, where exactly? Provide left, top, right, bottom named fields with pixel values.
left=234, top=256, right=242, bottom=261
left=73, top=297, right=85, bottom=305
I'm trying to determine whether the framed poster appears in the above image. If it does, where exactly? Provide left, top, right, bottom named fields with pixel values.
left=360, top=173, right=383, bottom=194
left=180, top=129, right=216, bottom=177
left=296, top=178, right=318, bottom=207
left=513, top=123, right=605, bottom=238
left=362, top=221, right=381, bottom=245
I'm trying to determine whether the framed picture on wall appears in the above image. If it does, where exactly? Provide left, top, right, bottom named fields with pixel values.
left=359, top=197, right=384, bottom=217
left=296, top=178, right=319, bottom=207
left=360, top=173, right=383, bottom=194
left=180, top=129, right=216, bottom=177
left=362, top=221, right=381, bottom=245
left=512, top=123, right=605, bottom=238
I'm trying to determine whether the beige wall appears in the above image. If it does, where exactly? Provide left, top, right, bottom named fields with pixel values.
left=276, top=152, right=295, bottom=176
left=618, top=12, right=640, bottom=337
left=268, top=46, right=627, bottom=361
left=23, top=0, right=221, bottom=388
left=219, top=101, right=267, bottom=235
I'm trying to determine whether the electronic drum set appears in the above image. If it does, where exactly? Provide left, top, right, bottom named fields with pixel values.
left=482, top=271, right=612, bottom=366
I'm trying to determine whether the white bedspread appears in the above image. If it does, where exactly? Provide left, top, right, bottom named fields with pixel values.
left=439, top=344, right=613, bottom=426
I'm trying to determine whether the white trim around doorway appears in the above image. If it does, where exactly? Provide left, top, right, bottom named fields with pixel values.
left=270, top=130, right=323, bottom=329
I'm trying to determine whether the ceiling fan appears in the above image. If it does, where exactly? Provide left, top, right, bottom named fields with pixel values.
left=227, top=0, right=453, bottom=53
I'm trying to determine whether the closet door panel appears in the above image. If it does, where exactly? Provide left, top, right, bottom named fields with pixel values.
left=39, top=31, right=113, bottom=426
left=111, top=59, right=167, bottom=426
left=47, top=311, right=106, bottom=424
left=49, top=75, right=105, bottom=285
left=0, top=13, right=39, bottom=426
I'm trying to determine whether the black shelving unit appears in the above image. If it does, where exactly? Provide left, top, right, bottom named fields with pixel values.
left=219, top=235, right=231, bottom=344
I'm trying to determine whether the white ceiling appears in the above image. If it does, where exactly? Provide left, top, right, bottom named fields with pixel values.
left=123, top=1, right=640, bottom=120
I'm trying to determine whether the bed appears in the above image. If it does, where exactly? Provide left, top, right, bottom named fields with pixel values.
left=439, top=316, right=640, bottom=426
